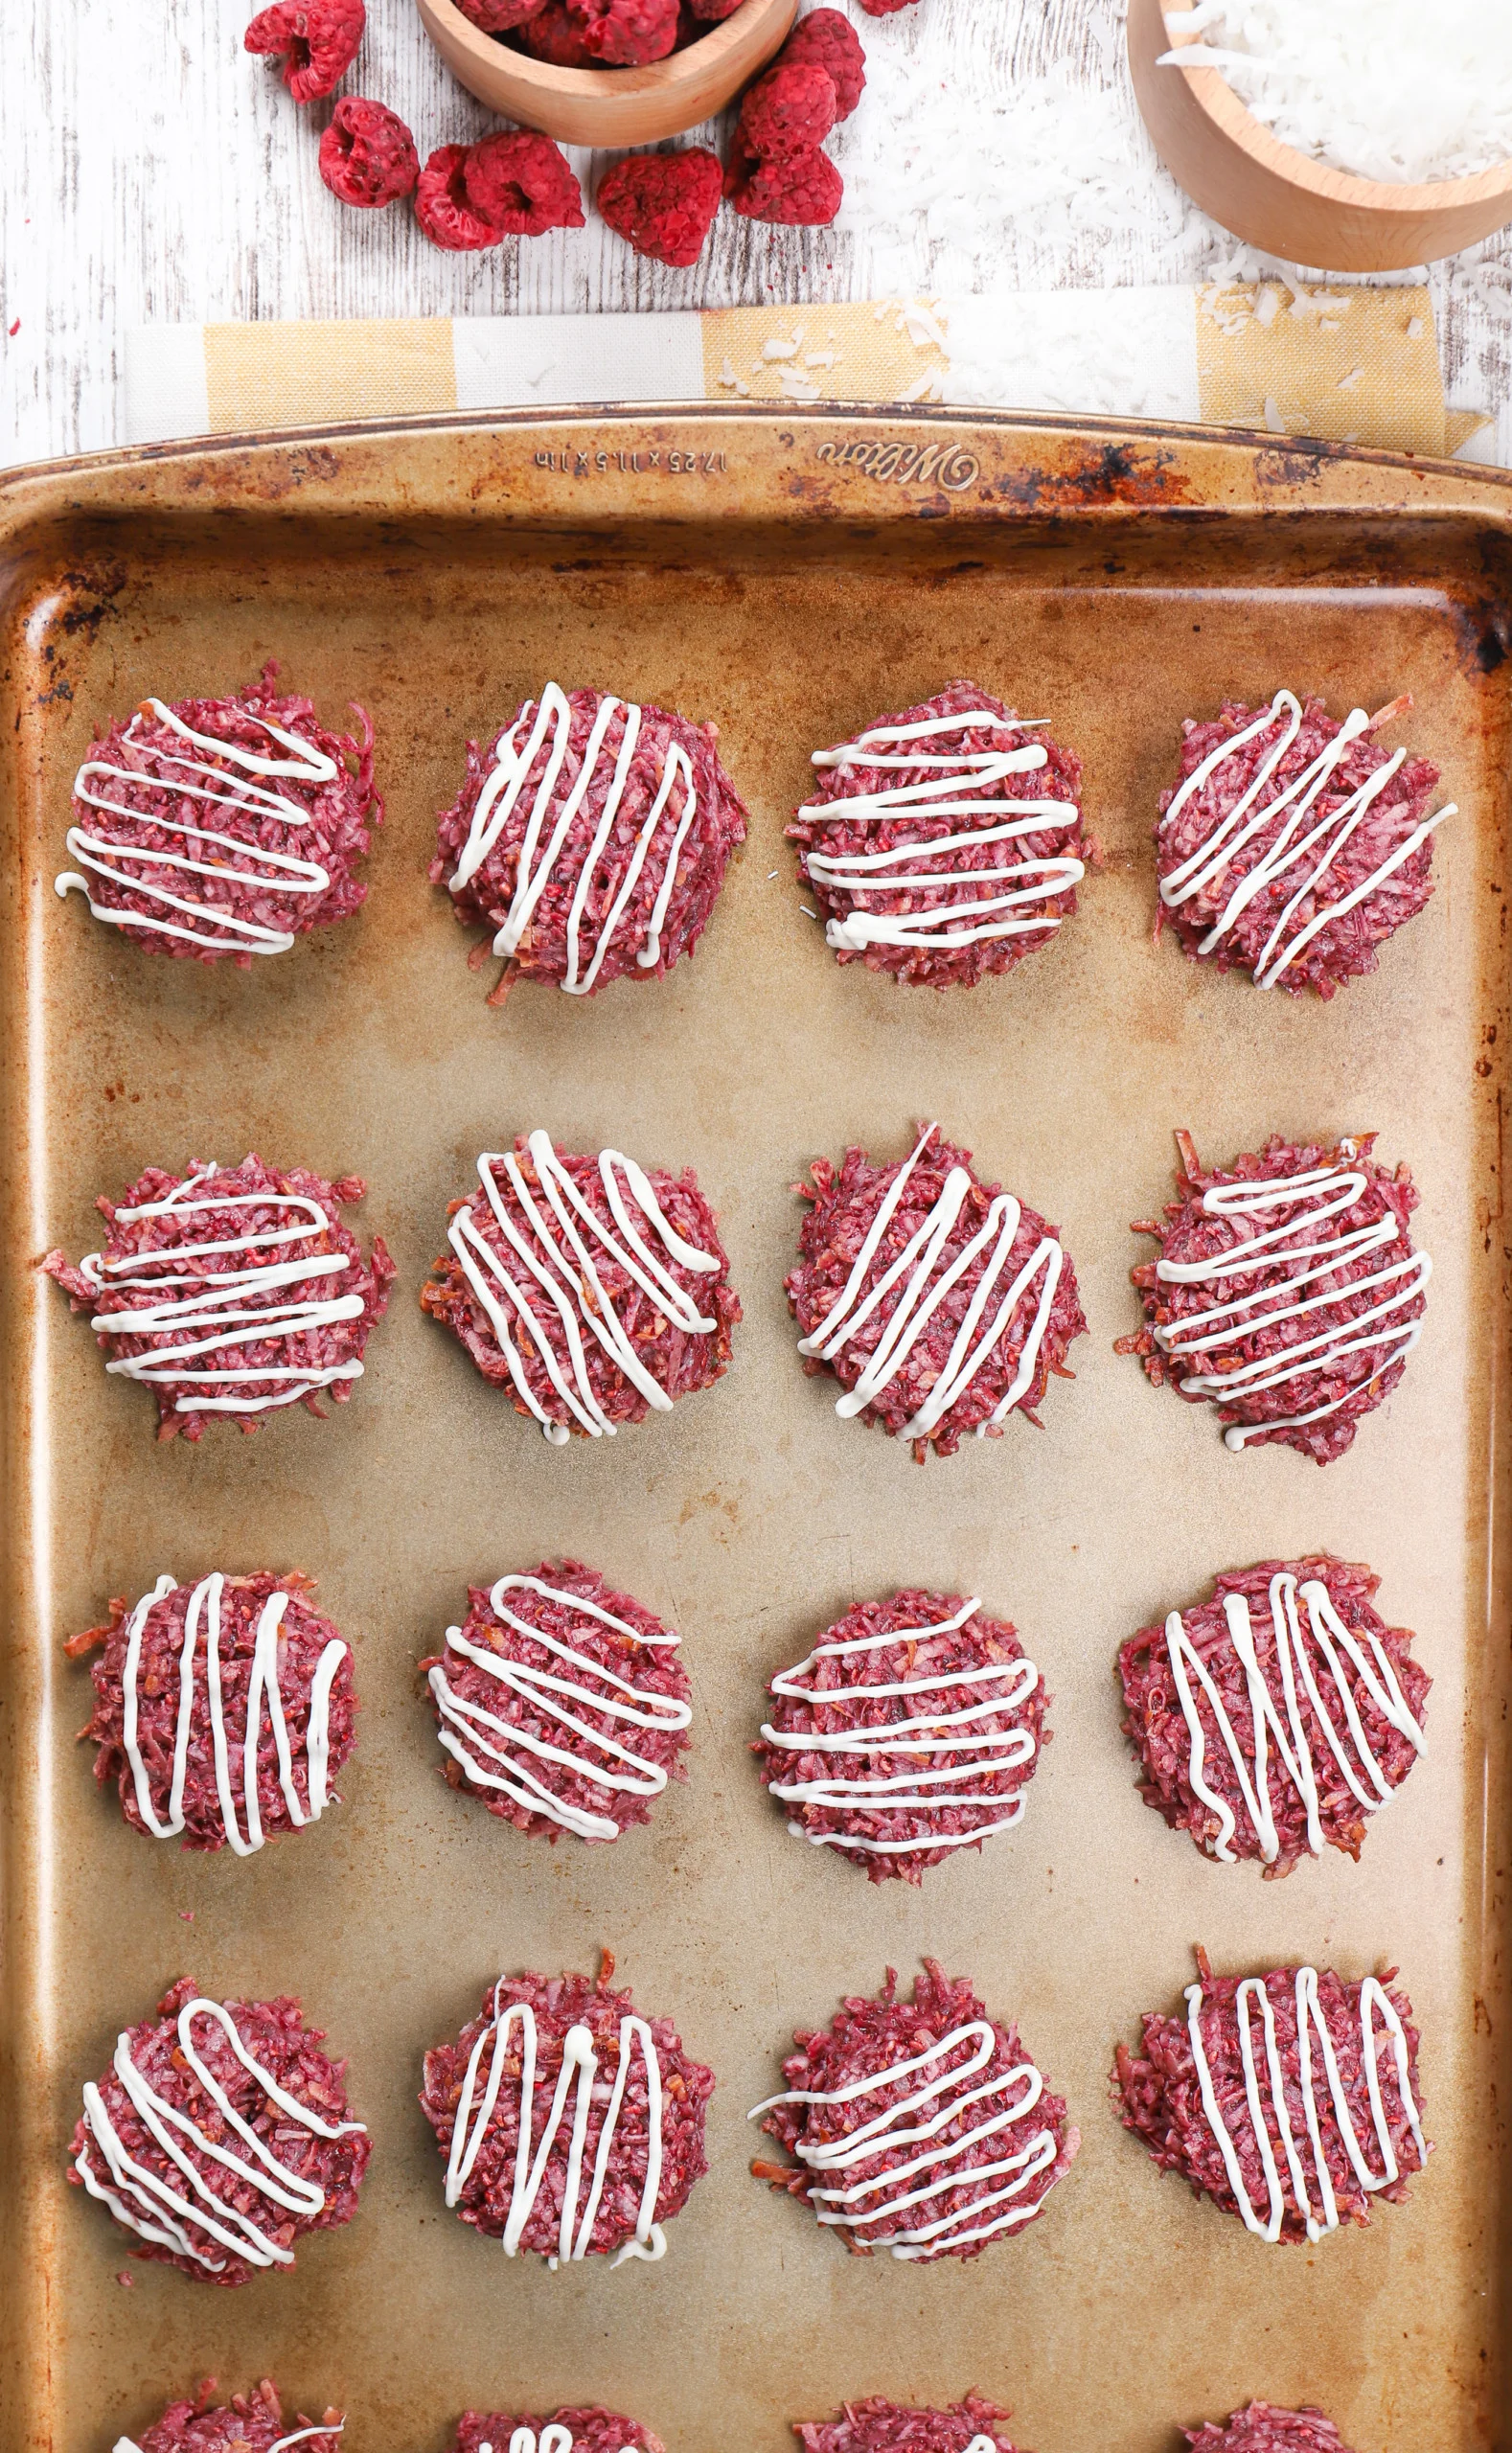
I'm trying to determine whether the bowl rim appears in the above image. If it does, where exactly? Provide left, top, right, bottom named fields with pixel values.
left=1160, top=0, right=1512, bottom=218
left=417, top=0, right=791, bottom=97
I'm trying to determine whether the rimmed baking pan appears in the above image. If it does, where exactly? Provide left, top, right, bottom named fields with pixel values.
left=0, top=408, right=1507, bottom=2452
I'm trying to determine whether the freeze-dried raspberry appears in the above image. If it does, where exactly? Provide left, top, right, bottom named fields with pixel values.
left=725, top=140, right=842, bottom=224
left=415, top=146, right=505, bottom=251
left=857, top=0, right=918, bottom=13
left=244, top=0, right=365, bottom=102
left=779, top=9, right=865, bottom=117
left=516, top=0, right=594, bottom=60
left=454, top=0, right=547, bottom=26
left=736, top=62, right=836, bottom=160
left=597, top=150, right=722, bottom=267
left=573, top=0, right=679, bottom=65
left=318, top=98, right=420, bottom=207
left=673, top=3, right=704, bottom=46
left=464, top=132, right=585, bottom=236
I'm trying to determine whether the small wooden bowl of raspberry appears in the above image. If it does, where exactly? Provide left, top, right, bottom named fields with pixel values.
left=416, top=0, right=796, bottom=147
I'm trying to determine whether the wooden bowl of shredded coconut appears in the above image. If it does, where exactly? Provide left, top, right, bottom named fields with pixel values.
left=1130, top=0, right=1512, bottom=270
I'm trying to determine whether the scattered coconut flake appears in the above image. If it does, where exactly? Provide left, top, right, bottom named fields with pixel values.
left=1255, top=285, right=1281, bottom=325
left=763, top=337, right=800, bottom=360
left=1408, top=315, right=1426, bottom=339
left=1264, top=395, right=1286, bottom=431
left=1337, top=364, right=1363, bottom=389
left=1159, top=0, right=1512, bottom=185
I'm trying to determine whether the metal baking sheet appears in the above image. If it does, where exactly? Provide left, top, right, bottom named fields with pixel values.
left=1, top=408, right=1508, bottom=2453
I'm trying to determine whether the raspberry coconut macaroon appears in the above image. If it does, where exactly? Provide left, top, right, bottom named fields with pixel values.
left=112, top=2379, right=344, bottom=2453
left=1117, top=1129, right=1430, bottom=1464
left=1184, top=2408, right=1363, bottom=2453
left=57, top=667, right=381, bottom=965
left=66, top=1570, right=356, bottom=1856
left=422, top=1132, right=739, bottom=1444
left=451, top=2410, right=665, bottom=2453
left=1120, top=1555, right=1429, bottom=1877
left=421, top=1953, right=714, bottom=2267
left=432, top=681, right=747, bottom=1004
left=71, top=1976, right=369, bottom=2284
left=1156, top=689, right=1454, bottom=997
left=1113, top=1949, right=1429, bottom=2245
left=792, top=2396, right=1026, bottom=2453
left=750, top=1960, right=1078, bottom=2260
left=44, top=1154, right=395, bottom=1443
left=788, top=1122, right=1087, bottom=1460
left=754, top=1588, right=1047, bottom=1884
left=424, top=1563, right=691, bottom=1844
left=789, top=683, right=1086, bottom=987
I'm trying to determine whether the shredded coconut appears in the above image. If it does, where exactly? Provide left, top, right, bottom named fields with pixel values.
left=1161, top=0, right=1512, bottom=184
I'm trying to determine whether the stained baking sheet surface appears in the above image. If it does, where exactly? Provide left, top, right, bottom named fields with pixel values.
left=1, top=414, right=1508, bottom=2453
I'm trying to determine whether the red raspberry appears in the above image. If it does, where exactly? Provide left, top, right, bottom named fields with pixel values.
left=453, top=0, right=547, bottom=25
left=856, top=0, right=919, bottom=11
left=572, top=0, right=679, bottom=65
left=597, top=149, right=722, bottom=267
left=318, top=97, right=420, bottom=207
left=414, top=145, right=505, bottom=251
left=243, top=0, right=365, bottom=102
left=724, top=140, right=843, bottom=225
left=464, top=132, right=585, bottom=235
left=735, top=61, right=836, bottom=159
left=778, top=9, right=865, bottom=117
left=515, top=0, right=594, bottom=60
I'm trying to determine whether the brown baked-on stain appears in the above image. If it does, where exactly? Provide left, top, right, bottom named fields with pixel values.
left=989, top=441, right=1196, bottom=514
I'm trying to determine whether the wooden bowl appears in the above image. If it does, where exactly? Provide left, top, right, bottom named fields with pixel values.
left=415, top=0, right=797, bottom=148
left=1129, top=0, right=1512, bottom=270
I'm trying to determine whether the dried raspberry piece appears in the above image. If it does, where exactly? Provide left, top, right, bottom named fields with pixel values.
left=572, top=0, right=679, bottom=65
left=597, top=149, right=722, bottom=267
left=725, top=140, right=842, bottom=225
left=464, top=132, right=585, bottom=236
left=454, top=0, right=547, bottom=25
left=318, top=97, right=420, bottom=207
left=779, top=9, right=865, bottom=118
left=414, top=146, right=505, bottom=252
left=243, top=0, right=365, bottom=103
left=515, top=0, right=594, bottom=60
left=736, top=62, right=836, bottom=160
left=856, top=0, right=919, bottom=12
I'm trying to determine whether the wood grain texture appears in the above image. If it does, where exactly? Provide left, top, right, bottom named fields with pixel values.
left=1, top=0, right=1509, bottom=466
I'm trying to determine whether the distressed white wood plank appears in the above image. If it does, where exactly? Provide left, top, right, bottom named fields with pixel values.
left=2, top=0, right=1509, bottom=466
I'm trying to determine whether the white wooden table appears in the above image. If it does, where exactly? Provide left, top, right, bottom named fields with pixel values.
left=3, top=0, right=1510, bottom=467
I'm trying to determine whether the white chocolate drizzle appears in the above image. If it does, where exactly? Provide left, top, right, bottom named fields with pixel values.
left=445, top=1983, right=667, bottom=2269
left=75, top=1993, right=366, bottom=2275
left=119, top=1570, right=347, bottom=1856
left=1184, top=1966, right=1427, bottom=2243
left=1162, top=1569, right=1426, bottom=1865
left=798, top=1123, right=1065, bottom=1439
left=449, top=683, right=699, bottom=994
left=58, top=698, right=341, bottom=956
left=79, top=1160, right=368, bottom=1416
left=748, top=2015, right=1061, bottom=2258
left=476, top=2433, right=574, bottom=2453
left=1152, top=1145, right=1431, bottom=1450
left=763, top=1596, right=1040, bottom=1855
left=116, top=2423, right=346, bottom=2442
left=430, top=1572, right=689, bottom=1843
left=1157, top=689, right=1456, bottom=989
left=800, top=706, right=1083, bottom=954
left=116, top=2430, right=342, bottom=2453
left=447, top=1133, right=723, bottom=1445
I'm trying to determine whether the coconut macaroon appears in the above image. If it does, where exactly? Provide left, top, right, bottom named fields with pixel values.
left=1118, top=1129, right=1429, bottom=1465
left=1155, top=690, right=1450, bottom=997
left=57, top=665, right=380, bottom=964
left=787, top=1122, right=1087, bottom=1459
left=790, top=680, right=1086, bottom=989
left=432, top=682, right=746, bottom=1003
